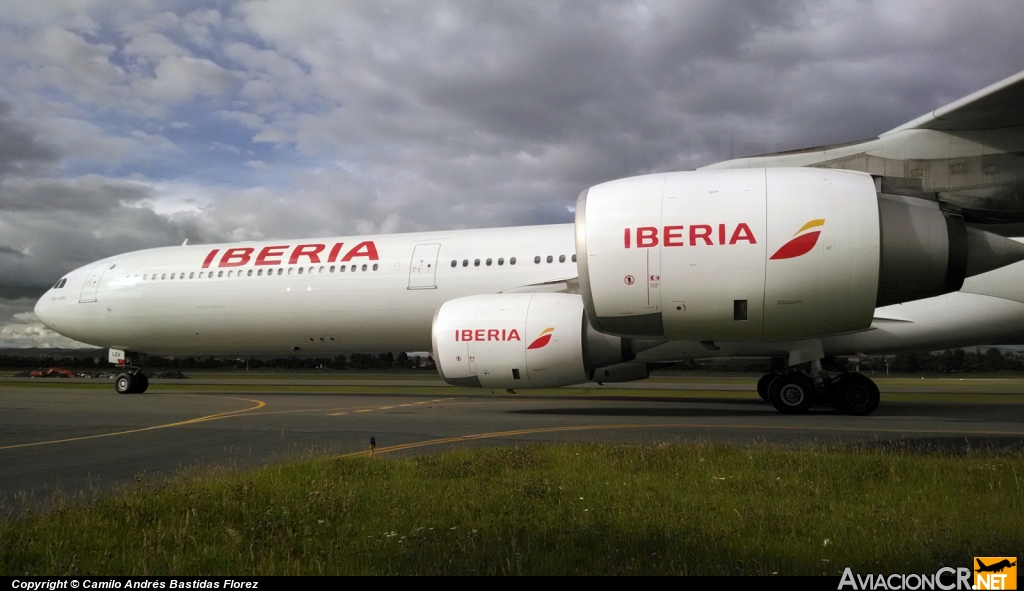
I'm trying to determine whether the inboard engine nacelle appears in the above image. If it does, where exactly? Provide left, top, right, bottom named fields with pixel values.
left=575, top=168, right=1024, bottom=342
left=432, top=293, right=628, bottom=389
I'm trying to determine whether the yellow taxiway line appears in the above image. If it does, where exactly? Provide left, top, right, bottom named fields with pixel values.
left=0, top=395, right=266, bottom=451
left=328, top=398, right=450, bottom=416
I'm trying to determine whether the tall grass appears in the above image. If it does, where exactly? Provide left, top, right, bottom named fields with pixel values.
left=2, top=443, right=1021, bottom=575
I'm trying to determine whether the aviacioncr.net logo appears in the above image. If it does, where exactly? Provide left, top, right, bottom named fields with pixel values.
left=527, top=327, right=554, bottom=350
left=770, top=218, right=824, bottom=260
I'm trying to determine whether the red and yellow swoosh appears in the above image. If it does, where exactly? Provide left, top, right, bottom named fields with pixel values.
left=527, top=327, right=554, bottom=349
left=770, top=219, right=824, bottom=260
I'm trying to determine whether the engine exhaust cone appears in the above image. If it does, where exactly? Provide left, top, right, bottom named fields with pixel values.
left=964, top=226, right=1024, bottom=277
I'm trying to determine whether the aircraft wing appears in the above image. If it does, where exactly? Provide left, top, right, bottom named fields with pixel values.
left=701, top=70, right=1024, bottom=227
left=885, top=70, right=1024, bottom=134
left=702, top=69, right=1024, bottom=172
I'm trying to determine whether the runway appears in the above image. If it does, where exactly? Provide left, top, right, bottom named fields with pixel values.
left=2, top=379, right=1024, bottom=501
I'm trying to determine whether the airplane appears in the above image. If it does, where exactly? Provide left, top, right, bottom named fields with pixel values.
left=33, top=69, right=1024, bottom=416
left=976, top=558, right=1017, bottom=574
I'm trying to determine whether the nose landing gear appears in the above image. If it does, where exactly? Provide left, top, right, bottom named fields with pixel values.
left=110, top=349, right=149, bottom=394
left=115, top=371, right=149, bottom=394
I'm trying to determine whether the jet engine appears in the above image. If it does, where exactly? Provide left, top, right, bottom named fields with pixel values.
left=575, top=168, right=1024, bottom=342
left=431, top=293, right=629, bottom=388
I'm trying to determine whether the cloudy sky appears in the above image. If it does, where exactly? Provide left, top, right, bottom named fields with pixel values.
left=2, top=0, right=1024, bottom=347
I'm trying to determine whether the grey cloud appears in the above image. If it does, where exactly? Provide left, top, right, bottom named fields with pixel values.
left=0, top=101, right=57, bottom=176
left=0, top=175, right=151, bottom=212
left=0, top=245, right=27, bottom=258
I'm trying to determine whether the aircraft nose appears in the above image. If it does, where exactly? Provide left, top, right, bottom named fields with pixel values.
left=35, top=290, right=54, bottom=329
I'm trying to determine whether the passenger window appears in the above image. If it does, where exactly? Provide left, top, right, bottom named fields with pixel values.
left=498, top=258, right=504, bottom=266
left=170, top=273, right=176, bottom=280
left=474, top=259, right=480, bottom=266
left=277, top=268, right=283, bottom=275
left=451, top=260, right=457, bottom=268
left=351, top=264, right=357, bottom=272
left=572, top=254, right=577, bottom=262
left=462, top=259, right=468, bottom=267
left=228, top=271, right=233, bottom=277
left=189, top=272, right=195, bottom=279
left=143, top=275, right=148, bottom=281
left=257, top=269, right=263, bottom=276
left=510, top=257, right=516, bottom=265
left=546, top=256, right=553, bottom=263
left=534, top=256, right=540, bottom=264
left=161, top=274, right=167, bottom=280
left=330, top=266, right=335, bottom=273
left=308, top=267, right=314, bottom=274
left=340, top=265, right=346, bottom=273
left=372, top=263, right=378, bottom=271
left=486, top=258, right=492, bottom=266
left=319, top=266, right=324, bottom=273
left=559, top=255, right=565, bottom=263
left=217, top=271, right=223, bottom=278
left=298, top=267, right=304, bottom=275
left=288, top=268, right=293, bottom=275
left=361, top=264, right=367, bottom=271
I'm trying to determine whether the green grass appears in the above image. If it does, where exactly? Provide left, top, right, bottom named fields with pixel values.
left=2, top=443, right=1021, bottom=575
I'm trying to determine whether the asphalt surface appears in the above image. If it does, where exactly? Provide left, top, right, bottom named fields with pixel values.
left=2, top=380, right=1024, bottom=503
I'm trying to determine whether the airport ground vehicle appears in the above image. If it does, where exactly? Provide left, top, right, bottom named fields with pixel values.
left=20, top=367, right=77, bottom=378
left=34, top=70, right=1024, bottom=415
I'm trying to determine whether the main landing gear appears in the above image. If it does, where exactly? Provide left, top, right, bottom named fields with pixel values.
left=756, top=359, right=880, bottom=416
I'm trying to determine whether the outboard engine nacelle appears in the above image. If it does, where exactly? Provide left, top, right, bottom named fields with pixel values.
left=575, top=168, right=1024, bottom=342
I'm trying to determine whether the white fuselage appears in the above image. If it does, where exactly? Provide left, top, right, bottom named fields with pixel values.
left=33, top=223, right=1024, bottom=362
left=34, top=225, right=579, bottom=355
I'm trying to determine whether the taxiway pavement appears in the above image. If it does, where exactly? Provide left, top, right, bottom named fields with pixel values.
left=2, top=382, right=1023, bottom=501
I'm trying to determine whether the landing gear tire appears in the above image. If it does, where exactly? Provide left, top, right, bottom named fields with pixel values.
left=114, top=372, right=149, bottom=394
left=768, top=373, right=815, bottom=414
left=115, top=373, right=135, bottom=394
left=831, top=373, right=880, bottom=416
left=756, top=373, right=775, bottom=402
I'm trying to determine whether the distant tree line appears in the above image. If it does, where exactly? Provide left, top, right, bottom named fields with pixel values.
left=3, top=347, right=1024, bottom=374
left=0, top=351, right=436, bottom=371
left=688, top=348, right=1024, bottom=374
left=862, top=348, right=1020, bottom=374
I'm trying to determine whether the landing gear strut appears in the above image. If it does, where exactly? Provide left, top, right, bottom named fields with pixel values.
left=112, top=350, right=149, bottom=394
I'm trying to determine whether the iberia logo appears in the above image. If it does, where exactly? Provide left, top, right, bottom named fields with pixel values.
left=770, top=219, right=825, bottom=260
left=527, top=327, right=554, bottom=350
left=975, top=557, right=1017, bottom=590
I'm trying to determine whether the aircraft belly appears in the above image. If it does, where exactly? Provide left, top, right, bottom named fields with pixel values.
left=629, top=291, right=1024, bottom=363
